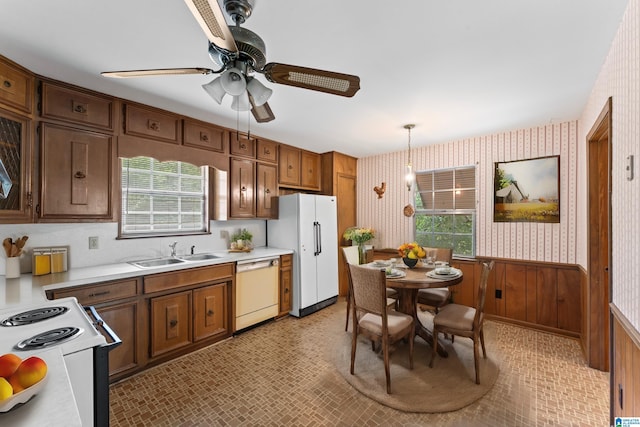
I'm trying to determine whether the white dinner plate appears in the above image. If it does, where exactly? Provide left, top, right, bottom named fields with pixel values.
left=385, top=269, right=406, bottom=279
left=373, top=260, right=391, bottom=267
left=426, top=268, right=461, bottom=279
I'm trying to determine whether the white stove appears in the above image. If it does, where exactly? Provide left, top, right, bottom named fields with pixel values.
left=0, top=297, right=120, bottom=427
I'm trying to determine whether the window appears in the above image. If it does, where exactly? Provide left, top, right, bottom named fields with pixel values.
left=120, top=157, right=208, bottom=237
left=414, top=166, right=476, bottom=258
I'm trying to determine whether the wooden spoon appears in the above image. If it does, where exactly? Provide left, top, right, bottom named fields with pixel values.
left=2, top=238, right=12, bottom=257
left=15, top=235, right=28, bottom=250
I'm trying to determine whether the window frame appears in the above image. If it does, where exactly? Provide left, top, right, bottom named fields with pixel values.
left=413, top=165, right=477, bottom=258
left=119, top=156, right=210, bottom=239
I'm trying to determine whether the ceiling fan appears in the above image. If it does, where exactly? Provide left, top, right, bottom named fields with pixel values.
left=101, top=0, right=361, bottom=123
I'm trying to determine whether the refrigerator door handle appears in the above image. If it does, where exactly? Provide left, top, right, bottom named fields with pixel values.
left=317, top=222, right=322, bottom=256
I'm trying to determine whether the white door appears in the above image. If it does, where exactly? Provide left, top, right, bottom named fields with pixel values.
left=315, top=196, right=338, bottom=302
left=297, top=194, right=318, bottom=309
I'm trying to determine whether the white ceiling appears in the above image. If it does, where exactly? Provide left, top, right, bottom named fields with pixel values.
left=0, top=0, right=628, bottom=158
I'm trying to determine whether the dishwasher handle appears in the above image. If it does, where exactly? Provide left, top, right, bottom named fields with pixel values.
left=236, top=257, right=279, bottom=273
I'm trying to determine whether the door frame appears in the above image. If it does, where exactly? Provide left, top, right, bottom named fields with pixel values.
left=585, top=97, right=612, bottom=372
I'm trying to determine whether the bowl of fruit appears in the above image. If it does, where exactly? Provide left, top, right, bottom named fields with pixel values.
left=0, top=353, right=48, bottom=412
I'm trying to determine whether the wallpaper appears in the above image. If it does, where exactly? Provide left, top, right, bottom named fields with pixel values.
left=578, top=0, right=639, bottom=331
left=357, top=121, right=578, bottom=264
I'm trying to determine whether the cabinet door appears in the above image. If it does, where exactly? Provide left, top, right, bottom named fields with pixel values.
left=193, top=283, right=228, bottom=341
left=97, top=300, right=143, bottom=379
left=256, top=163, right=277, bottom=218
left=0, top=108, right=32, bottom=222
left=278, top=145, right=300, bottom=186
left=229, top=133, right=256, bottom=158
left=300, top=151, right=320, bottom=189
left=279, top=255, right=293, bottom=316
left=256, top=139, right=277, bottom=163
left=150, top=291, right=192, bottom=357
left=39, top=123, right=112, bottom=219
left=229, top=158, right=255, bottom=218
left=183, top=119, right=228, bottom=153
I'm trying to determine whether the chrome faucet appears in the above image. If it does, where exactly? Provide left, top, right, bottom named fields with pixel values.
left=191, top=245, right=196, bottom=255
left=169, top=241, right=178, bottom=257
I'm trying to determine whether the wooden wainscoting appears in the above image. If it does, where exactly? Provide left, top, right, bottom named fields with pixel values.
left=610, top=304, right=640, bottom=422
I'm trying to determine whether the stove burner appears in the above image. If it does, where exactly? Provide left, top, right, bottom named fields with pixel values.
left=1, top=306, right=69, bottom=326
left=14, top=326, right=83, bottom=350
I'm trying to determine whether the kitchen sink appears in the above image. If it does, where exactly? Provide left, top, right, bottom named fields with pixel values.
left=178, top=253, right=220, bottom=261
left=129, top=257, right=186, bottom=268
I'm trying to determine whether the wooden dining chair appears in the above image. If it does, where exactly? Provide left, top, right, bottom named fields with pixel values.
left=343, top=247, right=397, bottom=331
left=348, top=264, right=415, bottom=394
left=417, top=247, right=453, bottom=312
left=429, top=260, right=494, bottom=384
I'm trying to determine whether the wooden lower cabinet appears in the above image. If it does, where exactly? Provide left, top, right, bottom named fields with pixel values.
left=150, top=291, right=192, bottom=357
left=278, top=254, right=293, bottom=317
left=193, top=283, right=228, bottom=341
left=46, top=277, right=144, bottom=381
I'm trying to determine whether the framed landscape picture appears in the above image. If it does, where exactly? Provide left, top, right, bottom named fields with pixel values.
left=494, top=155, right=560, bottom=223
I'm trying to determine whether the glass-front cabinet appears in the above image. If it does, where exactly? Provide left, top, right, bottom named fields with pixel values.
left=0, top=108, right=32, bottom=222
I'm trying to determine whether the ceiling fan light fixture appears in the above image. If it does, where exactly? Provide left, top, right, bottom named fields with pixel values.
left=202, top=76, right=226, bottom=104
left=246, top=77, right=273, bottom=106
left=220, top=67, right=246, bottom=96
left=231, top=91, right=251, bottom=111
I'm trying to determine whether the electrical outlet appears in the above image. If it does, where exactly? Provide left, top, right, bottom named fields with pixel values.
left=495, top=289, right=502, bottom=299
left=88, top=236, right=99, bottom=250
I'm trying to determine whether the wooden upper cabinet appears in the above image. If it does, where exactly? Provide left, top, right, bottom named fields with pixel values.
left=183, top=119, right=228, bottom=153
left=40, top=81, right=114, bottom=131
left=39, top=123, right=112, bottom=220
left=256, top=139, right=278, bottom=163
left=229, top=157, right=255, bottom=218
left=0, top=108, right=33, bottom=223
left=256, top=163, right=277, bottom=218
left=229, top=132, right=256, bottom=158
left=278, top=145, right=301, bottom=186
left=124, top=104, right=180, bottom=144
left=0, top=56, right=34, bottom=115
left=300, top=150, right=320, bottom=190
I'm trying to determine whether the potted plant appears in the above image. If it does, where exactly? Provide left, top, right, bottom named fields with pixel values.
left=231, top=229, right=253, bottom=251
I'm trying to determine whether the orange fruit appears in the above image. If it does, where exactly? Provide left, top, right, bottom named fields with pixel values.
left=0, top=377, right=12, bottom=401
left=11, top=356, right=47, bottom=389
left=0, top=353, right=22, bottom=378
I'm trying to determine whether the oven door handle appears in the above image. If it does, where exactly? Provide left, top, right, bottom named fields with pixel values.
left=85, top=305, right=122, bottom=350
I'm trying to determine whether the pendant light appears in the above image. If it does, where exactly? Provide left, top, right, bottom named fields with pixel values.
left=404, top=124, right=415, bottom=191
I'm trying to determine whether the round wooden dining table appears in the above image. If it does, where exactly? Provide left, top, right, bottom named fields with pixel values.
left=385, top=264, right=463, bottom=357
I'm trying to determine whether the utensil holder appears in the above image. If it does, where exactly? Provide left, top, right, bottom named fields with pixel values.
left=6, top=257, right=20, bottom=278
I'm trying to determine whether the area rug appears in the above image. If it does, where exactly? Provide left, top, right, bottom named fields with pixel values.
left=332, top=311, right=499, bottom=413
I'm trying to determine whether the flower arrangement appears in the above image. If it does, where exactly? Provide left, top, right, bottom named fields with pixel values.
left=343, top=227, right=375, bottom=245
left=397, top=242, right=426, bottom=259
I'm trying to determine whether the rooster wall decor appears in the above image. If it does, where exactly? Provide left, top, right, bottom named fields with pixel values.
left=373, top=182, right=386, bottom=199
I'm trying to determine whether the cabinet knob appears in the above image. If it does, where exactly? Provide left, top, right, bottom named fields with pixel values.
left=288, top=165, right=293, bottom=170
left=169, top=319, right=178, bottom=327
left=241, top=186, right=247, bottom=192
left=200, top=132, right=209, bottom=142
left=207, top=309, right=214, bottom=316
left=2, top=80, right=11, bottom=88
left=285, top=288, right=289, bottom=293
left=239, top=143, right=246, bottom=149
left=74, top=171, right=86, bottom=179
left=72, top=102, right=88, bottom=114
left=264, top=148, right=270, bottom=155
left=148, top=120, right=159, bottom=131
left=265, top=188, right=270, bottom=194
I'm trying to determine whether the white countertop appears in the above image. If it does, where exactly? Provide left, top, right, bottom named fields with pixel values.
left=0, top=348, right=82, bottom=427
left=0, top=246, right=293, bottom=310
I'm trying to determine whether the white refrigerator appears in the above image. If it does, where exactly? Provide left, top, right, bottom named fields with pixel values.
left=267, top=194, right=338, bottom=317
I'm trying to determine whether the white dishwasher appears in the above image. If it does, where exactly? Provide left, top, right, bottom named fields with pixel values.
left=235, top=256, right=280, bottom=331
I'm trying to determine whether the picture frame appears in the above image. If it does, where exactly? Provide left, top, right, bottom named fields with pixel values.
left=494, top=155, right=560, bottom=223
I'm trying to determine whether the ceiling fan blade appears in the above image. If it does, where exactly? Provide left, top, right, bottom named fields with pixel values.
left=102, top=68, right=215, bottom=78
left=249, top=98, right=275, bottom=123
left=262, top=63, right=360, bottom=97
left=184, top=0, right=238, bottom=54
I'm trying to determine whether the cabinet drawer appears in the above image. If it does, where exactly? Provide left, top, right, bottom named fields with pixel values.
left=51, top=278, right=139, bottom=305
left=183, top=120, right=228, bottom=153
left=124, top=104, right=180, bottom=144
left=0, top=58, right=33, bottom=114
left=229, top=133, right=256, bottom=158
left=144, top=263, right=234, bottom=294
left=280, top=254, right=293, bottom=268
left=256, top=139, right=278, bottom=163
left=41, top=82, right=114, bottom=131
